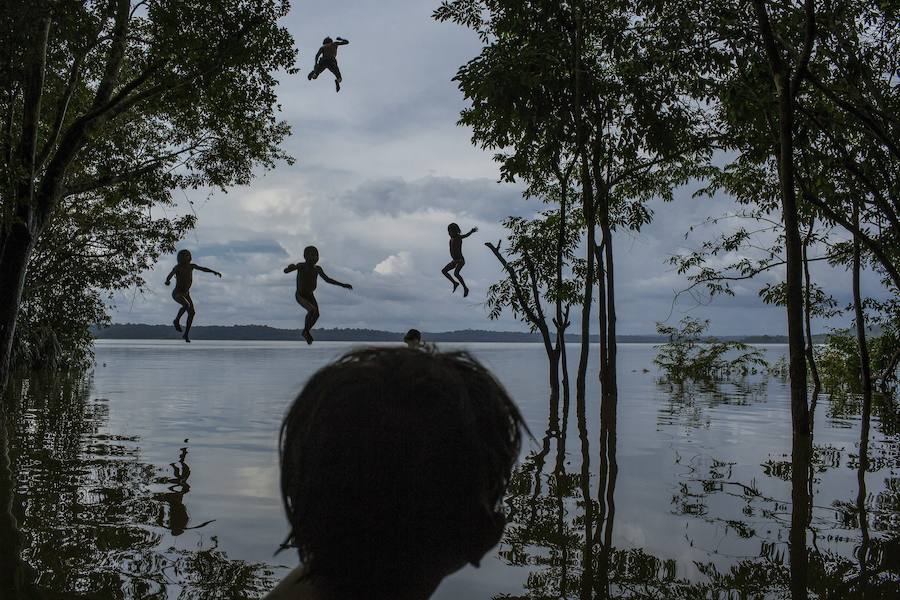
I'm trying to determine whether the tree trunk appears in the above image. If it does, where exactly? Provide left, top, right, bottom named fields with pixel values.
left=852, top=201, right=873, bottom=420
left=555, top=171, right=570, bottom=432
left=573, top=6, right=595, bottom=409
left=0, top=221, right=36, bottom=396
left=600, top=218, right=617, bottom=405
left=802, top=223, right=820, bottom=396
left=752, top=0, right=810, bottom=435
left=852, top=196, right=872, bottom=587
left=777, top=84, right=810, bottom=435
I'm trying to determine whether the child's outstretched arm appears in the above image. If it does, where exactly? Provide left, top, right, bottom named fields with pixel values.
left=283, top=263, right=298, bottom=274
left=335, top=37, right=349, bottom=45
left=317, top=267, right=352, bottom=289
left=461, top=226, right=479, bottom=238
left=192, top=264, right=222, bottom=278
left=164, top=267, right=176, bottom=286
left=314, top=46, right=324, bottom=64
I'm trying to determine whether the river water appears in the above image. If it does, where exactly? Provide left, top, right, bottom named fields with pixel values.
left=3, top=340, right=897, bottom=598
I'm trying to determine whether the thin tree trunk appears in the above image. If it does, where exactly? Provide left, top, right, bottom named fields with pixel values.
left=852, top=197, right=873, bottom=588
left=601, top=218, right=617, bottom=404
left=595, top=238, right=608, bottom=390
left=574, top=5, right=595, bottom=409
left=752, top=0, right=810, bottom=434
left=852, top=200, right=873, bottom=421
left=555, top=168, right=571, bottom=432
left=802, top=221, right=821, bottom=396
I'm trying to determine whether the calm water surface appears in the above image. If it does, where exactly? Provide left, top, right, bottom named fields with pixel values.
left=4, top=341, right=898, bottom=598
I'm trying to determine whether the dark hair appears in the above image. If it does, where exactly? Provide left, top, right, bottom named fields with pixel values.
left=303, top=245, right=318, bottom=261
left=176, top=249, right=191, bottom=264
left=403, top=328, right=422, bottom=343
left=323, top=36, right=333, bottom=44
left=447, top=222, right=461, bottom=235
left=279, top=348, right=525, bottom=597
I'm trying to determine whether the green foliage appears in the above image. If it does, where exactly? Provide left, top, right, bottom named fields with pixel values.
left=816, top=327, right=900, bottom=394
left=1, top=0, right=297, bottom=372
left=654, top=317, right=768, bottom=383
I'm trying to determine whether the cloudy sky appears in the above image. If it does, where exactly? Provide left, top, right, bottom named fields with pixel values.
left=110, top=0, right=884, bottom=336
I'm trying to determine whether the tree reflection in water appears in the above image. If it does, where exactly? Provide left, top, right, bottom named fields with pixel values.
left=0, top=374, right=278, bottom=599
left=495, top=381, right=900, bottom=598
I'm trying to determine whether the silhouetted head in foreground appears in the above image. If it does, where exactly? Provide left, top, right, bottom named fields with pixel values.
left=404, top=328, right=422, bottom=349
left=176, top=249, right=192, bottom=265
left=322, top=36, right=333, bottom=45
left=302, top=246, right=319, bottom=264
left=447, top=222, right=461, bottom=236
left=273, top=348, right=526, bottom=600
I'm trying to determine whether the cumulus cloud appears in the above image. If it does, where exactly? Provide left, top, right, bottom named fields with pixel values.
left=374, top=251, right=414, bottom=276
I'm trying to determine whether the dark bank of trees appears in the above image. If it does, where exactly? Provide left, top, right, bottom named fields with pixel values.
left=436, top=0, right=898, bottom=434
left=0, top=0, right=297, bottom=394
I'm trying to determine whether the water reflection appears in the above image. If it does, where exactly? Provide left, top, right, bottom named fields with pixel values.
left=1, top=374, right=277, bottom=599
left=496, top=379, right=900, bottom=598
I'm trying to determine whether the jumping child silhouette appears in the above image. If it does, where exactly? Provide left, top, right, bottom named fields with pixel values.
left=284, top=246, right=353, bottom=345
left=441, top=223, right=477, bottom=297
left=308, top=36, right=349, bottom=92
left=165, top=250, right=221, bottom=343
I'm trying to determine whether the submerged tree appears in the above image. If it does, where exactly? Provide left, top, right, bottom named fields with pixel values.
left=0, top=0, right=297, bottom=393
left=653, top=317, right=769, bottom=384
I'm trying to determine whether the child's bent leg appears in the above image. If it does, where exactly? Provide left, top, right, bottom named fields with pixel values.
left=296, top=294, right=319, bottom=344
left=182, top=294, right=196, bottom=342
left=327, top=62, right=342, bottom=91
left=442, top=262, right=460, bottom=292
left=173, top=293, right=190, bottom=332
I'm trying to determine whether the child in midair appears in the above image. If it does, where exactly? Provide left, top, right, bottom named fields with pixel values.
left=442, top=223, right=478, bottom=297
left=308, top=36, right=349, bottom=92
left=165, top=250, right=221, bottom=343
left=284, top=246, right=353, bottom=345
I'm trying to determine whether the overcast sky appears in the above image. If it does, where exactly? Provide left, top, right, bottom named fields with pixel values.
left=109, top=0, right=886, bottom=336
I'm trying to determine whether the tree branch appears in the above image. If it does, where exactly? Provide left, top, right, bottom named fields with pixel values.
left=36, top=53, right=84, bottom=169
left=485, top=241, right=547, bottom=334
left=790, top=0, right=816, bottom=93
left=800, top=188, right=900, bottom=290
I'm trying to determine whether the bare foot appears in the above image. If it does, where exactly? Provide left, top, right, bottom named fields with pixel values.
left=183, top=333, right=191, bottom=343
left=173, top=319, right=183, bottom=333
left=451, top=281, right=459, bottom=294
left=335, top=79, right=341, bottom=92
left=463, top=286, right=470, bottom=298
left=302, top=329, right=313, bottom=345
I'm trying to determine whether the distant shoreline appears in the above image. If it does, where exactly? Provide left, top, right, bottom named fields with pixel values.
left=92, top=323, right=806, bottom=344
